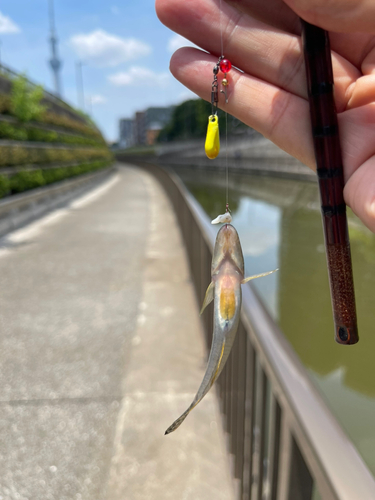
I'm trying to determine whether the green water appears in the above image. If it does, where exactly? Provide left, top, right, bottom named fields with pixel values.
left=175, top=166, right=375, bottom=478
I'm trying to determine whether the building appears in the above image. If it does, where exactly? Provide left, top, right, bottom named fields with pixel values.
left=119, top=118, right=134, bottom=148
left=146, top=125, right=162, bottom=146
left=144, top=107, right=174, bottom=145
left=133, top=111, right=146, bottom=146
left=118, top=106, right=175, bottom=148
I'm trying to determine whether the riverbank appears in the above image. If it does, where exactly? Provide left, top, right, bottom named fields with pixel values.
left=115, top=134, right=316, bottom=183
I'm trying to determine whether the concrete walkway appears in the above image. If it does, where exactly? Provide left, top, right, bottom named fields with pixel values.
left=0, top=164, right=234, bottom=500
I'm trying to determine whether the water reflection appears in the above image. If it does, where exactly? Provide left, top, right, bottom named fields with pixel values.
left=235, top=198, right=280, bottom=318
left=176, top=166, right=375, bottom=477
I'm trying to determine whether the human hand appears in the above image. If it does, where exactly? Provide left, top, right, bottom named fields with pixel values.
left=155, top=0, right=375, bottom=232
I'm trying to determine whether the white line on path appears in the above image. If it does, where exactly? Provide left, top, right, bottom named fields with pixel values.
left=70, top=173, right=119, bottom=209
left=0, top=173, right=120, bottom=259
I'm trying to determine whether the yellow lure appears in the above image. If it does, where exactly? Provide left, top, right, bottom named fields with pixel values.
left=205, top=115, right=220, bottom=159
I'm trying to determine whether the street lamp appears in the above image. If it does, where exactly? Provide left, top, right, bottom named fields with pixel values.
left=75, top=60, right=85, bottom=110
left=87, top=96, right=92, bottom=116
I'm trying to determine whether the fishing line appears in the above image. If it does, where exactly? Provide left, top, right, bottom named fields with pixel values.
left=219, top=0, right=229, bottom=211
left=225, top=110, right=228, bottom=209
left=205, top=0, right=232, bottom=224
left=219, top=0, right=224, bottom=61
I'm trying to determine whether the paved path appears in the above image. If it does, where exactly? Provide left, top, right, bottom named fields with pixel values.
left=0, top=164, right=234, bottom=500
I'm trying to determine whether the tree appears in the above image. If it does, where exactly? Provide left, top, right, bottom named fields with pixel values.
left=158, top=98, right=249, bottom=142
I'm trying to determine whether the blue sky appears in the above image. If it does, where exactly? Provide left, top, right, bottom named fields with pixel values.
left=0, top=0, right=196, bottom=141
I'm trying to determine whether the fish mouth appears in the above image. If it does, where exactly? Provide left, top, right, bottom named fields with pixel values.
left=212, top=224, right=244, bottom=276
left=222, top=224, right=239, bottom=249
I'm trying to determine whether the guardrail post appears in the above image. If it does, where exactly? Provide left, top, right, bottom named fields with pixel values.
left=234, top=324, right=247, bottom=489
left=277, top=415, right=292, bottom=500
left=242, top=339, right=256, bottom=500
left=230, top=332, right=240, bottom=460
left=254, top=367, right=267, bottom=500
left=268, top=395, right=282, bottom=500
left=288, top=439, right=313, bottom=500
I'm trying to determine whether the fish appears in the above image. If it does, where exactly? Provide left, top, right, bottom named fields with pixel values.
left=165, top=223, right=277, bottom=435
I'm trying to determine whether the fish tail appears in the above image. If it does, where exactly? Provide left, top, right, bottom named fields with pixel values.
left=165, top=408, right=191, bottom=435
left=165, top=341, right=226, bottom=435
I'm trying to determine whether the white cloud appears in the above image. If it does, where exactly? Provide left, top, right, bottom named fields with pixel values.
left=69, top=29, right=151, bottom=68
left=110, top=6, right=120, bottom=15
left=108, top=67, right=170, bottom=87
left=0, top=11, right=21, bottom=34
left=167, top=34, right=197, bottom=52
left=88, top=94, right=107, bottom=105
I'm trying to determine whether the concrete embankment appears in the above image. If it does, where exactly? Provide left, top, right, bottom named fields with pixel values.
left=116, top=134, right=316, bottom=182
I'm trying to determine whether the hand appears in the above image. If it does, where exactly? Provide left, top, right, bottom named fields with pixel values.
left=155, top=0, right=375, bottom=232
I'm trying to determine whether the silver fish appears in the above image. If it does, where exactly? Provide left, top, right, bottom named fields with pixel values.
left=165, top=224, right=277, bottom=435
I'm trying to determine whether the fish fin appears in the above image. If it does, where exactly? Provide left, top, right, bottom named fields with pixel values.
left=200, top=281, right=215, bottom=315
left=241, top=269, right=278, bottom=284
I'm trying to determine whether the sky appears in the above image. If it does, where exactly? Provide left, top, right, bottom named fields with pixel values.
left=0, top=0, right=197, bottom=142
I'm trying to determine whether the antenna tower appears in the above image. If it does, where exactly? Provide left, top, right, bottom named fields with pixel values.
left=48, top=0, right=62, bottom=96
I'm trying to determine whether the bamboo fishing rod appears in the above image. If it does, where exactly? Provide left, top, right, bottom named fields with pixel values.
left=301, top=20, right=359, bottom=345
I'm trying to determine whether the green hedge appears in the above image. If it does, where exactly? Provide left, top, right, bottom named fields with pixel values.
left=0, top=120, right=106, bottom=147
left=42, top=112, right=104, bottom=140
left=0, top=175, right=9, bottom=198
left=0, top=144, right=112, bottom=167
left=0, top=160, right=111, bottom=198
left=0, top=93, right=11, bottom=115
left=0, top=92, right=103, bottom=140
left=10, top=74, right=46, bottom=123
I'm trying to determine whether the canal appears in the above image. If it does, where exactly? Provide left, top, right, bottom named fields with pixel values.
left=173, top=165, right=375, bottom=478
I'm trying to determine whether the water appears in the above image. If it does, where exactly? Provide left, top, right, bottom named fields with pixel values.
left=175, top=166, right=375, bottom=478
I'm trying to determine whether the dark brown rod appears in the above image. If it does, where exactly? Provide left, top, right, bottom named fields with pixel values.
left=301, top=20, right=358, bottom=345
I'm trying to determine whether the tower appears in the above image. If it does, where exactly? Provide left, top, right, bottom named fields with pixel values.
left=48, top=0, right=62, bottom=97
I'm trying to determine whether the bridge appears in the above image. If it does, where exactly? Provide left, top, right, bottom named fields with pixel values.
left=1, top=158, right=375, bottom=500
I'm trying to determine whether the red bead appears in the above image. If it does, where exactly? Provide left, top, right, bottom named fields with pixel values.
left=219, top=59, right=232, bottom=73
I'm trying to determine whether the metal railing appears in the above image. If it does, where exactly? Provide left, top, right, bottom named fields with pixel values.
left=125, top=159, right=375, bottom=500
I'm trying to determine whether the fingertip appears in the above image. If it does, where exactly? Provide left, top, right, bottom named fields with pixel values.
left=368, top=200, right=375, bottom=221
left=155, top=0, right=172, bottom=25
left=344, top=155, right=375, bottom=233
left=169, top=47, right=213, bottom=80
left=169, top=47, right=185, bottom=68
left=364, top=195, right=375, bottom=231
left=169, top=48, right=187, bottom=79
